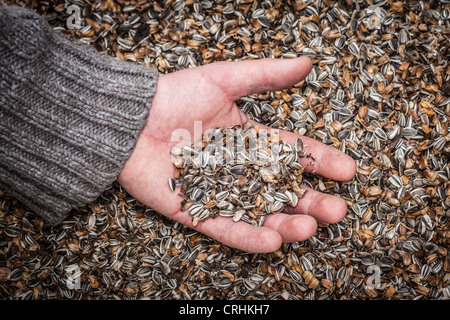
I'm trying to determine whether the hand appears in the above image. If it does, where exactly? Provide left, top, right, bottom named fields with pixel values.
left=117, top=57, right=356, bottom=253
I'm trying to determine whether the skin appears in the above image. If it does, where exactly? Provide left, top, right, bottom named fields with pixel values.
left=118, top=57, right=356, bottom=253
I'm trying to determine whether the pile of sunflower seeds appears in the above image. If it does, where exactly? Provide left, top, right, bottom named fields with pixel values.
left=169, top=123, right=307, bottom=227
left=0, top=0, right=449, bottom=301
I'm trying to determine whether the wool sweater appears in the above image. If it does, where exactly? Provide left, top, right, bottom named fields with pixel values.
left=0, top=4, right=159, bottom=225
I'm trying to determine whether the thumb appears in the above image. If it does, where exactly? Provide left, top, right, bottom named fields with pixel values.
left=215, top=56, right=312, bottom=100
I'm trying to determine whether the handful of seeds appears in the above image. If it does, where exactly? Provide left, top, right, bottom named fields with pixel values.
left=169, top=123, right=311, bottom=227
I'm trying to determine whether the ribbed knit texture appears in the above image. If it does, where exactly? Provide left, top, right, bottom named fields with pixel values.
left=0, top=4, right=159, bottom=225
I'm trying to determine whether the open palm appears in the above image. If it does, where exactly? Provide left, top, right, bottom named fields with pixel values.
left=117, top=57, right=356, bottom=253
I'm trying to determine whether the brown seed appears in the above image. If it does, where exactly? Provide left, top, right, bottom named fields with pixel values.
left=0, top=267, right=10, bottom=282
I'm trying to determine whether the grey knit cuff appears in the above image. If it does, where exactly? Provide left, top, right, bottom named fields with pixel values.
left=0, top=5, right=158, bottom=225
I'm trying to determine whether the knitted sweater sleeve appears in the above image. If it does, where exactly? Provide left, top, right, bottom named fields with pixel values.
left=0, top=4, right=159, bottom=225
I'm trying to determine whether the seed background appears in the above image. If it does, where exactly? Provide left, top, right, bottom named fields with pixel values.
left=0, top=0, right=449, bottom=300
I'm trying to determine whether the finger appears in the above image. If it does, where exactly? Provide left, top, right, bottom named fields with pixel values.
left=262, top=213, right=318, bottom=243
left=247, top=120, right=357, bottom=181
left=171, top=210, right=283, bottom=253
left=283, top=187, right=348, bottom=224
left=216, top=57, right=313, bottom=100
